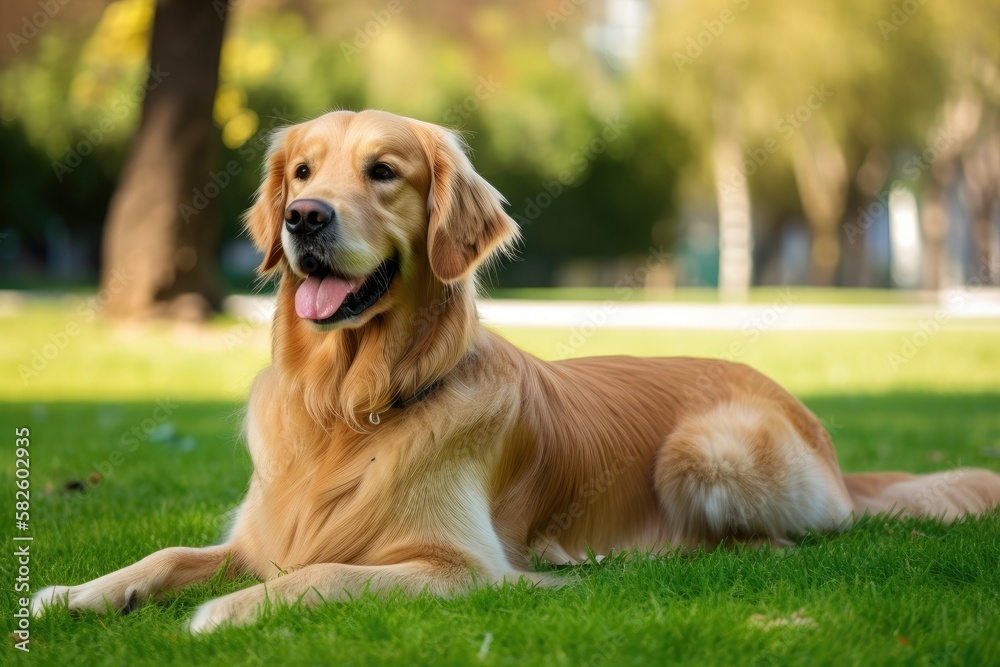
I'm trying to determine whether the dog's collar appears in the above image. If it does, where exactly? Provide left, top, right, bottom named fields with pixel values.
left=368, top=379, right=443, bottom=426
left=392, top=378, right=443, bottom=410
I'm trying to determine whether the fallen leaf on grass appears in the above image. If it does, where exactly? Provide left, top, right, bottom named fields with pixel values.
left=748, top=609, right=817, bottom=631
left=911, top=530, right=942, bottom=540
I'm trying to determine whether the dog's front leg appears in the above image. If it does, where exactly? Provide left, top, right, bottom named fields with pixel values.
left=32, top=544, right=235, bottom=616
left=188, top=558, right=477, bottom=633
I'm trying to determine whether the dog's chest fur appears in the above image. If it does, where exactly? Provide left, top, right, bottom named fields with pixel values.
left=230, top=370, right=512, bottom=579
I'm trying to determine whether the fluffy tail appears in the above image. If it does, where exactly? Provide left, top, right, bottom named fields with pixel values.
left=844, top=468, right=1000, bottom=521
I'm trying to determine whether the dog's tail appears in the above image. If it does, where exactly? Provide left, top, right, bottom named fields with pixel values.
left=843, top=468, right=1000, bottom=520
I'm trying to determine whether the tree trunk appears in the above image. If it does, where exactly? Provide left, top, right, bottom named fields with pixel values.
left=790, top=122, right=848, bottom=287
left=100, top=0, right=230, bottom=320
left=922, top=89, right=982, bottom=289
left=960, top=118, right=1000, bottom=286
left=920, top=179, right=948, bottom=290
left=712, top=71, right=752, bottom=300
left=843, top=147, right=890, bottom=288
left=839, top=185, right=869, bottom=287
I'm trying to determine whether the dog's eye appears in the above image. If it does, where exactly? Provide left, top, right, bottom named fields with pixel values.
left=369, top=163, right=396, bottom=182
left=295, top=164, right=310, bottom=180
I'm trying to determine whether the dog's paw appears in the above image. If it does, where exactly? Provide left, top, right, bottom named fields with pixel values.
left=31, top=582, right=143, bottom=616
left=188, top=598, right=226, bottom=634
left=31, top=585, right=72, bottom=617
left=188, top=590, right=262, bottom=634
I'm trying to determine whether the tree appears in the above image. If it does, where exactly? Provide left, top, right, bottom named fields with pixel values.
left=637, top=0, right=953, bottom=288
left=100, top=0, right=230, bottom=320
left=920, top=1, right=1000, bottom=287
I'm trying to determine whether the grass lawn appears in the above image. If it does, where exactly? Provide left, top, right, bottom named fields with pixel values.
left=2, top=299, right=999, bottom=666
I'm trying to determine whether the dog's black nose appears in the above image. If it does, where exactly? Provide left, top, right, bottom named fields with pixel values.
left=284, top=199, right=334, bottom=236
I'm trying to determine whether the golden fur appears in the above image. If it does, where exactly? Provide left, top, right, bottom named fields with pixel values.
left=33, top=111, right=1000, bottom=632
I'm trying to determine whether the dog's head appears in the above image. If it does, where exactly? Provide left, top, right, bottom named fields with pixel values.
left=245, top=110, right=519, bottom=330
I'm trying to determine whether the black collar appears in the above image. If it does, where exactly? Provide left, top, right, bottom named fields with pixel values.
left=391, top=378, right=443, bottom=410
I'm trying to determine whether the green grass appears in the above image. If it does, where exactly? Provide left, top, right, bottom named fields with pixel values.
left=2, top=299, right=999, bottom=666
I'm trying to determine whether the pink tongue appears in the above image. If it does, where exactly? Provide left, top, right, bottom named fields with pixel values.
left=295, top=275, right=357, bottom=320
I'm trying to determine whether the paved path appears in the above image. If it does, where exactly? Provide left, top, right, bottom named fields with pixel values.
left=224, top=290, right=1000, bottom=331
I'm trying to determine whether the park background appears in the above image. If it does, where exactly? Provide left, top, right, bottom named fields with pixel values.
left=2, top=1, right=999, bottom=665
left=1, top=0, right=998, bottom=307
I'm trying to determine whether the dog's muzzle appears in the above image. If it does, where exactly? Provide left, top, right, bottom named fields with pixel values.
left=294, top=254, right=399, bottom=324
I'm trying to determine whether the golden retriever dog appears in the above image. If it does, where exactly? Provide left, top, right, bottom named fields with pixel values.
left=33, top=110, right=1000, bottom=632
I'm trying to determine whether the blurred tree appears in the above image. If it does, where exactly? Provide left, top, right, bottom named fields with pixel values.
left=920, top=0, right=1000, bottom=286
left=0, top=0, right=683, bottom=291
left=100, top=0, right=229, bottom=319
left=710, top=65, right=753, bottom=298
left=639, top=0, right=966, bottom=288
left=3, top=0, right=993, bottom=293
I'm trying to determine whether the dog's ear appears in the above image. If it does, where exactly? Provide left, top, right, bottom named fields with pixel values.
left=244, top=127, right=290, bottom=274
left=418, top=125, right=520, bottom=283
